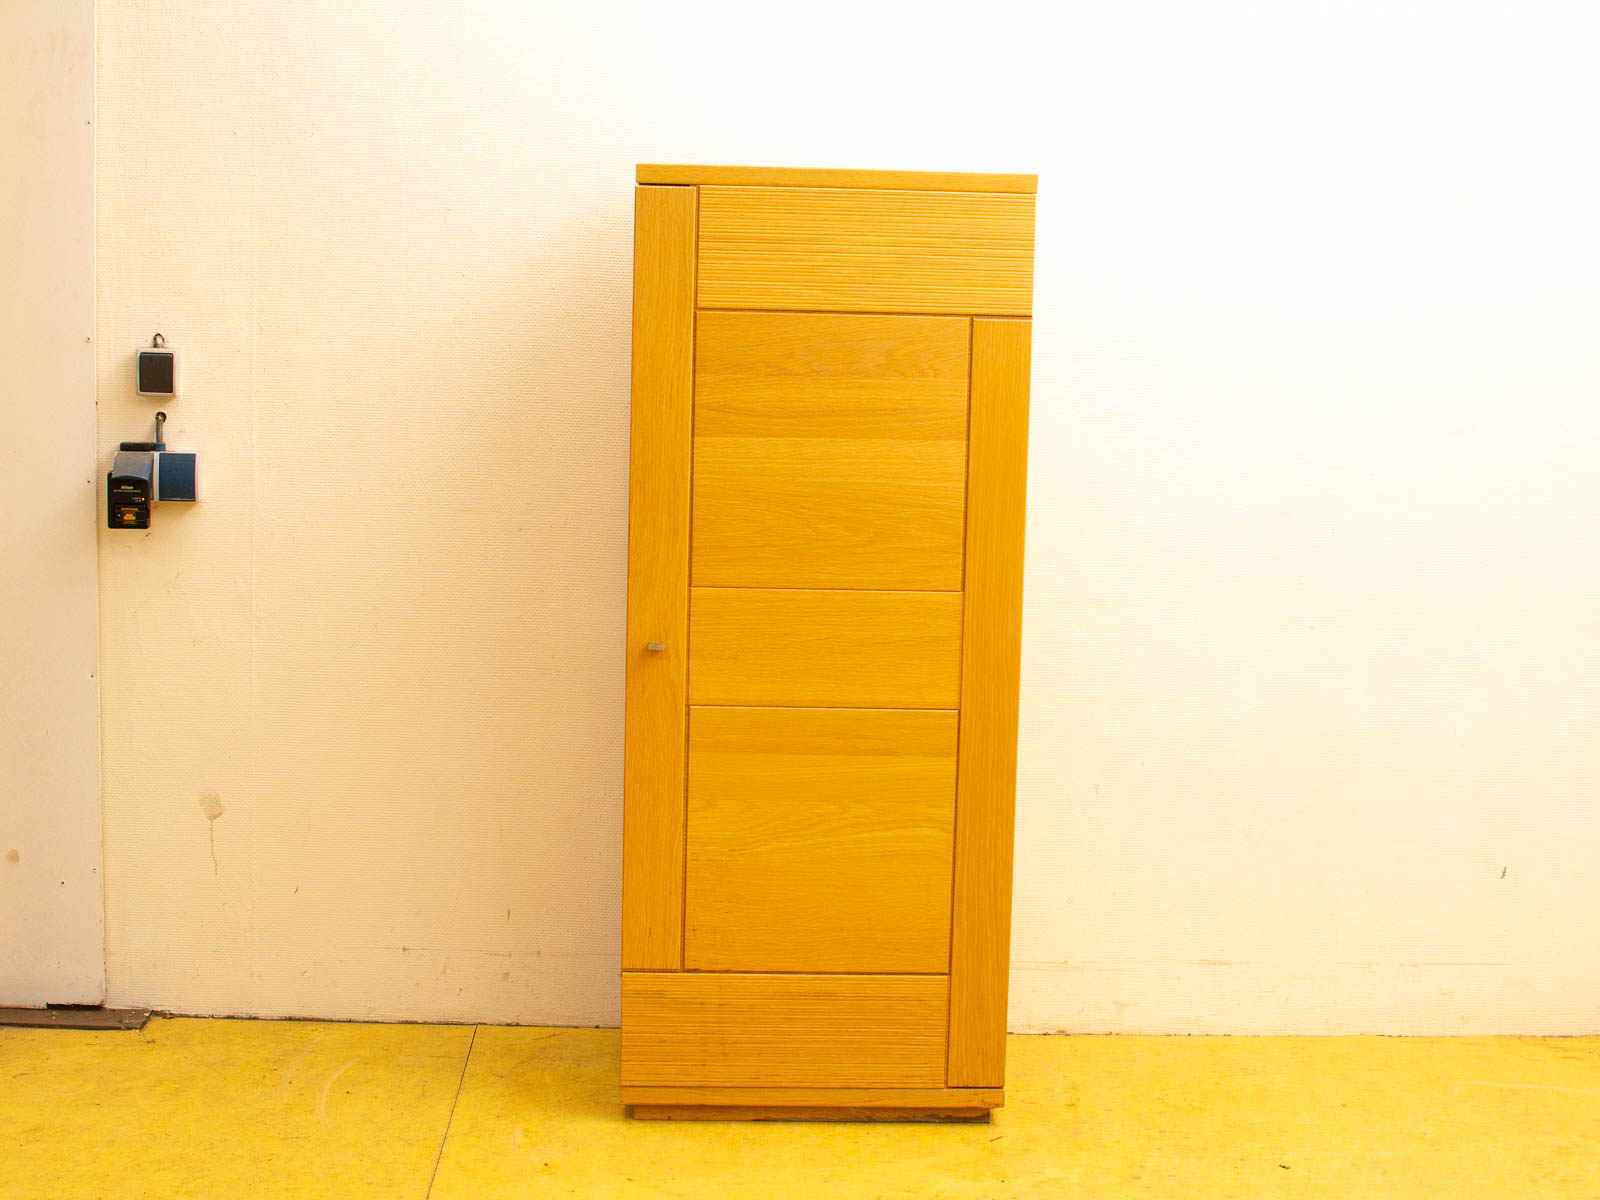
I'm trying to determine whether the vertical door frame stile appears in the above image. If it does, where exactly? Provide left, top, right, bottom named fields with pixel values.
left=946, top=318, right=1033, bottom=1086
left=621, top=185, right=698, bottom=971
left=681, top=187, right=701, bottom=970
left=940, top=312, right=979, bottom=998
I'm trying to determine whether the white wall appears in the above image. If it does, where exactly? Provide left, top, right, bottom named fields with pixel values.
left=1, top=0, right=103, bottom=1006
left=96, top=0, right=1600, bottom=1031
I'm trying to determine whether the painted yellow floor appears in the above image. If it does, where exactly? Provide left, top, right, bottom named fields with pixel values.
left=2, top=1020, right=1597, bottom=1198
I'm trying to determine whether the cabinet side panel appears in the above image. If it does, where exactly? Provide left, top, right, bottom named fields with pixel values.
left=947, top=318, right=1032, bottom=1086
left=621, top=185, right=698, bottom=970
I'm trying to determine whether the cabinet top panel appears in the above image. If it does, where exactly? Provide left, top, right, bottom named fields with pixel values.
left=637, top=163, right=1037, bottom=195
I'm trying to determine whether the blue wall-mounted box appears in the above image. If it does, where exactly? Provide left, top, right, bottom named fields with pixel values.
left=156, top=452, right=199, bottom=502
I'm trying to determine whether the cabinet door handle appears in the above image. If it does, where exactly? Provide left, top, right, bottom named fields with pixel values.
left=645, top=641, right=666, bottom=652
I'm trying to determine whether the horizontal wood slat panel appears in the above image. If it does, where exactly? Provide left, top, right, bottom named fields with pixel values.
left=696, top=312, right=970, bottom=432
left=693, top=312, right=970, bottom=590
left=621, top=972, right=949, bottom=1087
left=698, top=187, right=1034, bottom=315
left=686, top=707, right=957, bottom=972
left=688, top=588, right=963, bottom=708
left=638, top=163, right=1037, bottom=193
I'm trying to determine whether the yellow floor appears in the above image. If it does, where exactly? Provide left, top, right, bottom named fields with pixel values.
left=2, top=1019, right=1597, bottom=1198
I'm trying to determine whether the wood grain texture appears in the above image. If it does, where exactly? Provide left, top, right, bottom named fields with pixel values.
left=697, top=187, right=1035, bottom=316
left=688, top=588, right=963, bottom=708
left=947, top=319, right=1032, bottom=1087
left=685, top=706, right=957, bottom=972
left=621, top=186, right=697, bottom=970
left=693, top=312, right=970, bottom=590
left=621, top=972, right=949, bottom=1087
left=620, top=1085, right=1003, bottom=1107
left=630, top=1105, right=989, bottom=1122
left=638, top=163, right=1037, bottom=194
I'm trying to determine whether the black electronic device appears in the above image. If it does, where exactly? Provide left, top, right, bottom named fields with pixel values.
left=107, top=449, right=155, bottom=529
left=137, top=333, right=178, bottom=397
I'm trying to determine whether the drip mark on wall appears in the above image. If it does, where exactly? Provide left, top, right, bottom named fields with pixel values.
left=199, top=791, right=225, bottom=875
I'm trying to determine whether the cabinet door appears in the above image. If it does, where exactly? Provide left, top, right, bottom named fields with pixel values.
left=622, top=177, right=1032, bottom=1099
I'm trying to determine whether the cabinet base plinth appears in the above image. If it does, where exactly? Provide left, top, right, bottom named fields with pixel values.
left=630, top=1104, right=991, bottom=1123
left=622, top=1085, right=1002, bottom=1122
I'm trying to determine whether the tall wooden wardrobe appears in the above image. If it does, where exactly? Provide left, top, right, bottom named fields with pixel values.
left=621, top=164, right=1035, bottom=1121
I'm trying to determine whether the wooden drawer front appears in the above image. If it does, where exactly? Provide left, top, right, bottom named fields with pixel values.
left=697, top=186, right=1035, bottom=316
left=693, top=312, right=969, bottom=591
left=621, top=972, right=949, bottom=1087
left=688, top=588, right=962, bottom=708
left=685, top=707, right=956, bottom=973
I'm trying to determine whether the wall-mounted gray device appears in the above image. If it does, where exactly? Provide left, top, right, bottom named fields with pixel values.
left=137, top=332, right=178, bottom=397
left=107, top=412, right=198, bottom=529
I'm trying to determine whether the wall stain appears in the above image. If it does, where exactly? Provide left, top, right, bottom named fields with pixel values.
left=199, top=791, right=225, bottom=875
left=5, top=849, right=18, bottom=864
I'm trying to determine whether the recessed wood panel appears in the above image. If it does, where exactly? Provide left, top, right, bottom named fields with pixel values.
left=697, top=187, right=1035, bottom=315
left=947, top=319, right=1032, bottom=1087
left=620, top=185, right=696, bottom=970
left=693, top=311, right=970, bottom=590
left=621, top=972, right=949, bottom=1087
left=685, top=706, right=957, bottom=973
left=688, top=588, right=962, bottom=708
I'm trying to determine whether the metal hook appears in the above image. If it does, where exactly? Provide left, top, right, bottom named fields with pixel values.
left=152, top=333, right=165, bottom=348
left=154, top=411, right=167, bottom=446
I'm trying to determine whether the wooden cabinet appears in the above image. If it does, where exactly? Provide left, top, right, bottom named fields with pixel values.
left=621, top=164, right=1035, bottom=1121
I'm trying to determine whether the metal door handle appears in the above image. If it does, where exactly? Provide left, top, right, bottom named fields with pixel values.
left=645, top=642, right=665, bottom=652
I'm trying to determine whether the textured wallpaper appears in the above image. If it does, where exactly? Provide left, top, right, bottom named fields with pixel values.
left=96, top=0, right=1600, bottom=1031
